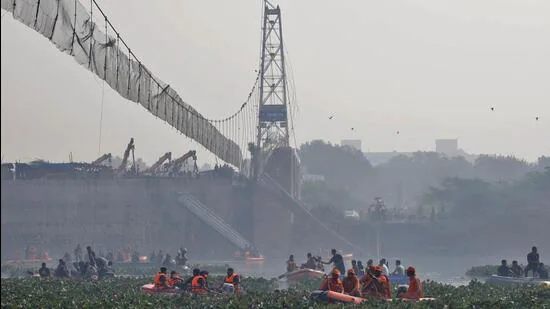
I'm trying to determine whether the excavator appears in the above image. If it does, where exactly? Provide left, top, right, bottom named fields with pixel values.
left=117, top=138, right=136, bottom=175
left=165, top=150, right=198, bottom=177
left=143, top=152, right=171, bottom=175
left=92, top=153, right=112, bottom=166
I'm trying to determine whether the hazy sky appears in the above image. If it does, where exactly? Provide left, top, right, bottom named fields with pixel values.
left=1, top=0, right=549, bottom=165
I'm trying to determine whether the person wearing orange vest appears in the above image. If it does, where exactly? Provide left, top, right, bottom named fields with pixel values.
left=191, top=272, right=208, bottom=294
left=320, top=268, right=344, bottom=293
left=342, top=269, right=361, bottom=297
left=222, top=268, right=241, bottom=294
left=362, top=266, right=391, bottom=300
left=153, top=267, right=169, bottom=288
left=168, top=270, right=183, bottom=288
left=403, top=266, right=423, bottom=300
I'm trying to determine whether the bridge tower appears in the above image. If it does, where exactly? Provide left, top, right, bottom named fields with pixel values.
left=254, top=2, right=290, bottom=173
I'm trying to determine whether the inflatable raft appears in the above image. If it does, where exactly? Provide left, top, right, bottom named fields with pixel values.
left=141, top=284, right=182, bottom=295
left=486, top=275, right=550, bottom=286
left=286, top=268, right=325, bottom=281
left=311, top=290, right=436, bottom=304
left=311, top=290, right=367, bottom=304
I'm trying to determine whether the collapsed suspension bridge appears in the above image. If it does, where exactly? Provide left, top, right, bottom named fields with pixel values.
left=1, top=0, right=285, bottom=170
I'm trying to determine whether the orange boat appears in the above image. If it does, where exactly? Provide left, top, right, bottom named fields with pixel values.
left=286, top=268, right=325, bottom=281
left=311, top=290, right=367, bottom=304
left=140, top=284, right=182, bottom=295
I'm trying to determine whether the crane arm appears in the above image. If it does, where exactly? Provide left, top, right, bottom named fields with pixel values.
left=92, top=153, right=112, bottom=165
left=118, top=138, right=135, bottom=172
left=144, top=152, right=172, bottom=173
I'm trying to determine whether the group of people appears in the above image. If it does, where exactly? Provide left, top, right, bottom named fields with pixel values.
left=152, top=267, right=241, bottom=294
left=497, top=247, right=548, bottom=279
left=35, top=245, right=115, bottom=280
left=150, top=247, right=188, bottom=266
left=288, top=249, right=423, bottom=301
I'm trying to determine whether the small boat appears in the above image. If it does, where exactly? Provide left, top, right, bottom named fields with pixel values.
left=310, top=290, right=367, bottom=304
left=388, top=274, right=409, bottom=285
left=342, top=253, right=353, bottom=261
left=245, top=255, right=265, bottom=263
left=486, top=275, right=550, bottom=286
left=141, top=283, right=182, bottom=295
left=286, top=268, right=325, bottom=281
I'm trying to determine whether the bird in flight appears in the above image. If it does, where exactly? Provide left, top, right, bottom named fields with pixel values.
left=351, top=127, right=354, bottom=131
left=328, top=115, right=334, bottom=120
left=490, top=107, right=495, bottom=111
left=535, top=116, right=539, bottom=121
left=397, top=131, right=400, bottom=135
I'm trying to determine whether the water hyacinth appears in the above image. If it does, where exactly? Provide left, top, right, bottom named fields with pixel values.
left=1, top=277, right=549, bottom=308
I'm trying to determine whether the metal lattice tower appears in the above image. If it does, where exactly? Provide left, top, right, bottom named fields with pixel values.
left=255, top=2, right=290, bottom=163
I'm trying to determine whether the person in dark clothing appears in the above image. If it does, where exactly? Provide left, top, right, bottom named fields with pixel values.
left=497, top=259, right=513, bottom=277
left=525, top=246, right=541, bottom=277
left=38, top=263, right=51, bottom=277
left=510, top=260, right=523, bottom=277
left=301, top=253, right=316, bottom=269
left=539, top=263, right=548, bottom=279
left=86, top=246, right=97, bottom=267
left=54, top=259, right=70, bottom=278
left=322, top=249, right=345, bottom=275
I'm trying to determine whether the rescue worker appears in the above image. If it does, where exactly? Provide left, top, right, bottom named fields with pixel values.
left=154, top=267, right=169, bottom=288
left=301, top=253, right=316, bottom=269
left=322, top=249, right=345, bottom=275
left=200, top=270, right=210, bottom=290
left=320, top=268, right=344, bottom=293
left=342, top=269, right=361, bottom=297
left=38, top=262, right=51, bottom=277
left=511, top=260, right=523, bottom=277
left=191, top=270, right=208, bottom=294
left=182, top=268, right=201, bottom=291
left=351, top=260, right=359, bottom=275
left=362, top=266, right=391, bottom=300
left=525, top=246, right=540, bottom=277
left=497, top=259, right=513, bottom=277
left=223, top=268, right=241, bottom=294
left=391, top=260, right=405, bottom=276
left=403, top=266, right=423, bottom=300
left=287, top=255, right=298, bottom=272
left=168, top=271, right=184, bottom=288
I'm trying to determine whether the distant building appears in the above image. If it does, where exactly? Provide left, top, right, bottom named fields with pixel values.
left=435, top=139, right=458, bottom=156
left=341, top=139, right=362, bottom=151
left=363, top=151, right=413, bottom=166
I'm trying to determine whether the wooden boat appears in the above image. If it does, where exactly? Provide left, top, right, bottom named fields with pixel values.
left=286, top=268, right=325, bottom=281
left=486, top=275, right=550, bottom=286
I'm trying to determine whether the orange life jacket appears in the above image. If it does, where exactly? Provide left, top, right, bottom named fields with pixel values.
left=154, top=272, right=167, bottom=288
left=224, top=274, right=240, bottom=293
left=191, top=275, right=207, bottom=294
left=168, top=275, right=182, bottom=287
left=379, top=275, right=392, bottom=299
left=404, top=276, right=423, bottom=299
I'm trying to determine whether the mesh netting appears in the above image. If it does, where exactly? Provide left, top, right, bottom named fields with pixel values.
left=2, top=0, right=243, bottom=167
